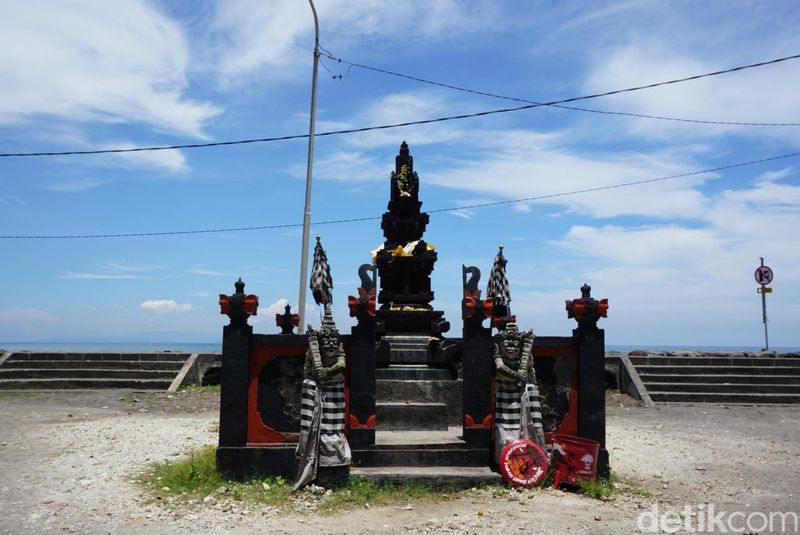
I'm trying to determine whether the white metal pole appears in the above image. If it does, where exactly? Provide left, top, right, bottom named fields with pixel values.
left=760, top=257, right=769, bottom=351
left=297, top=0, right=320, bottom=334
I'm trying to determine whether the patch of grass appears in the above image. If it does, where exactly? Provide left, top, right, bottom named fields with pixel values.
left=615, top=475, right=652, bottom=498
left=208, top=421, right=220, bottom=433
left=178, top=384, right=221, bottom=394
left=138, top=446, right=468, bottom=514
left=138, top=445, right=294, bottom=508
left=0, top=391, right=40, bottom=399
left=577, top=472, right=619, bottom=500
left=124, top=392, right=158, bottom=403
left=139, top=445, right=223, bottom=501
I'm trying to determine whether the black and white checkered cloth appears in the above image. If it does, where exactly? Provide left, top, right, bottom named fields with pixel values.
left=310, top=236, right=333, bottom=305
left=486, top=245, right=510, bottom=305
left=300, top=378, right=346, bottom=434
left=495, top=382, right=543, bottom=431
left=495, top=382, right=522, bottom=430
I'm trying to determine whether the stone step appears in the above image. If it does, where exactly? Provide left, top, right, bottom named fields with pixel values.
left=376, top=379, right=462, bottom=425
left=6, top=353, right=190, bottom=362
left=375, top=365, right=454, bottom=380
left=648, top=391, right=800, bottom=403
left=1, top=360, right=185, bottom=370
left=351, top=466, right=502, bottom=487
left=379, top=335, right=435, bottom=364
left=0, top=378, right=174, bottom=390
left=629, top=356, right=800, bottom=367
left=376, top=379, right=462, bottom=401
left=639, top=373, right=800, bottom=384
left=0, top=368, right=178, bottom=380
left=643, top=382, right=800, bottom=394
left=634, top=365, right=800, bottom=376
left=352, top=444, right=491, bottom=467
left=376, top=402, right=448, bottom=431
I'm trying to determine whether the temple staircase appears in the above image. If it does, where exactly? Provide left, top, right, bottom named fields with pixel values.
left=374, top=364, right=461, bottom=430
left=0, top=352, right=189, bottom=390
left=630, top=355, right=800, bottom=403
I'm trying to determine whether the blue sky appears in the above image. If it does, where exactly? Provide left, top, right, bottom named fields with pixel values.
left=1, top=0, right=799, bottom=347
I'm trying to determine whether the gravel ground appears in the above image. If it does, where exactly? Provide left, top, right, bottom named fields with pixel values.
left=0, top=390, right=798, bottom=534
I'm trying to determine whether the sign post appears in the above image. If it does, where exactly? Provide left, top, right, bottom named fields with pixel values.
left=754, top=258, right=773, bottom=351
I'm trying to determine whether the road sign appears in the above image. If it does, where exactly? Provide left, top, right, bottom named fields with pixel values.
left=755, top=265, right=774, bottom=285
left=758, top=287, right=773, bottom=294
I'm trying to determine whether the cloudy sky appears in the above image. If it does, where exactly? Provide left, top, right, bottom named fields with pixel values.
left=1, top=0, right=798, bottom=348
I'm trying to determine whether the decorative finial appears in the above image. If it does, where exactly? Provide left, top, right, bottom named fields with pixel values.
left=316, top=234, right=321, bottom=242
left=235, top=278, right=245, bottom=294
left=396, top=141, right=413, bottom=172
left=581, top=283, right=592, bottom=299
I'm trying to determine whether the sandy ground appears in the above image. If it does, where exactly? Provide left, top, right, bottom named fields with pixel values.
left=0, top=390, right=798, bottom=535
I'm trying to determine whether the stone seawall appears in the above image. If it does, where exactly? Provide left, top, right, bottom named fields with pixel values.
left=609, top=349, right=800, bottom=359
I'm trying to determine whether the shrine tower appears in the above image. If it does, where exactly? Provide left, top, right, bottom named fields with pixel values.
left=373, top=142, right=450, bottom=365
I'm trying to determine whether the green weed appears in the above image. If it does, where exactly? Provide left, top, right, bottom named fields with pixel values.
left=178, top=384, right=221, bottom=393
left=576, top=472, right=619, bottom=500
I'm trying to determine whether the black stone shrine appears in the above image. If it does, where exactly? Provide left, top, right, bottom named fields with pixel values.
left=215, top=143, right=610, bottom=482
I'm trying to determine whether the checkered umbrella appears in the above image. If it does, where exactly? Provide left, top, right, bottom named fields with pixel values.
left=310, top=235, right=333, bottom=305
left=487, top=244, right=511, bottom=305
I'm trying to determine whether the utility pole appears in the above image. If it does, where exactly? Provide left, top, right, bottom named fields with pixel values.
left=297, top=0, right=320, bottom=334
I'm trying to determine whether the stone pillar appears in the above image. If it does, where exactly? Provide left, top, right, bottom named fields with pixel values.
left=347, top=264, right=378, bottom=447
left=461, top=265, right=493, bottom=449
left=567, top=284, right=610, bottom=478
left=217, top=279, right=258, bottom=449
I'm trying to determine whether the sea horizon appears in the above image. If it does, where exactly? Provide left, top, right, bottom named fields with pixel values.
left=1, top=341, right=798, bottom=354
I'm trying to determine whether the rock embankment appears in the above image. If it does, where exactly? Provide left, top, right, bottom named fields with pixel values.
left=613, top=349, right=800, bottom=359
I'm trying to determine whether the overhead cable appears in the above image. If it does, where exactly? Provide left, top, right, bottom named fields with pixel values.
left=321, top=51, right=800, bottom=127
left=2, top=150, right=798, bottom=239
left=2, top=52, right=800, bottom=159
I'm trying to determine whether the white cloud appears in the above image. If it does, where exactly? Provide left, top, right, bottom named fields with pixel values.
left=45, top=178, right=107, bottom=192
left=0, top=196, right=27, bottom=207
left=341, top=91, right=465, bottom=149
left=426, top=129, right=709, bottom=219
left=187, top=267, right=226, bottom=277
left=583, top=44, right=800, bottom=143
left=291, top=151, right=385, bottom=183
left=448, top=208, right=474, bottom=220
left=104, top=261, right=165, bottom=273
left=139, top=299, right=194, bottom=315
left=265, top=298, right=290, bottom=317
left=540, top=170, right=800, bottom=344
left=0, top=1, right=220, bottom=137
left=62, top=272, right=147, bottom=280
left=99, top=144, right=188, bottom=174
left=209, top=0, right=499, bottom=83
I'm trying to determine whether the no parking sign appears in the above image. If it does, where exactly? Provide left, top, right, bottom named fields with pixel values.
left=754, top=265, right=774, bottom=286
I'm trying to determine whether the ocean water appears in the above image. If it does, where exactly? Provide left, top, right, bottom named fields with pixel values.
left=2, top=342, right=798, bottom=354
left=0, top=342, right=221, bottom=353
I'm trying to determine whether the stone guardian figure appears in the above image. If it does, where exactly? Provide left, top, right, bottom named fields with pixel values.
left=493, top=322, right=546, bottom=463
left=293, top=236, right=351, bottom=490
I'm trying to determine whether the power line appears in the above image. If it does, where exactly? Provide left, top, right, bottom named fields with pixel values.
left=3, top=52, right=800, bottom=159
left=322, top=51, right=800, bottom=127
left=3, top=150, right=797, bottom=239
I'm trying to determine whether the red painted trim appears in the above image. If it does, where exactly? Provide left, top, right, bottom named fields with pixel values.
left=349, top=414, right=376, bottom=429
left=464, top=413, right=493, bottom=429
left=246, top=344, right=307, bottom=445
